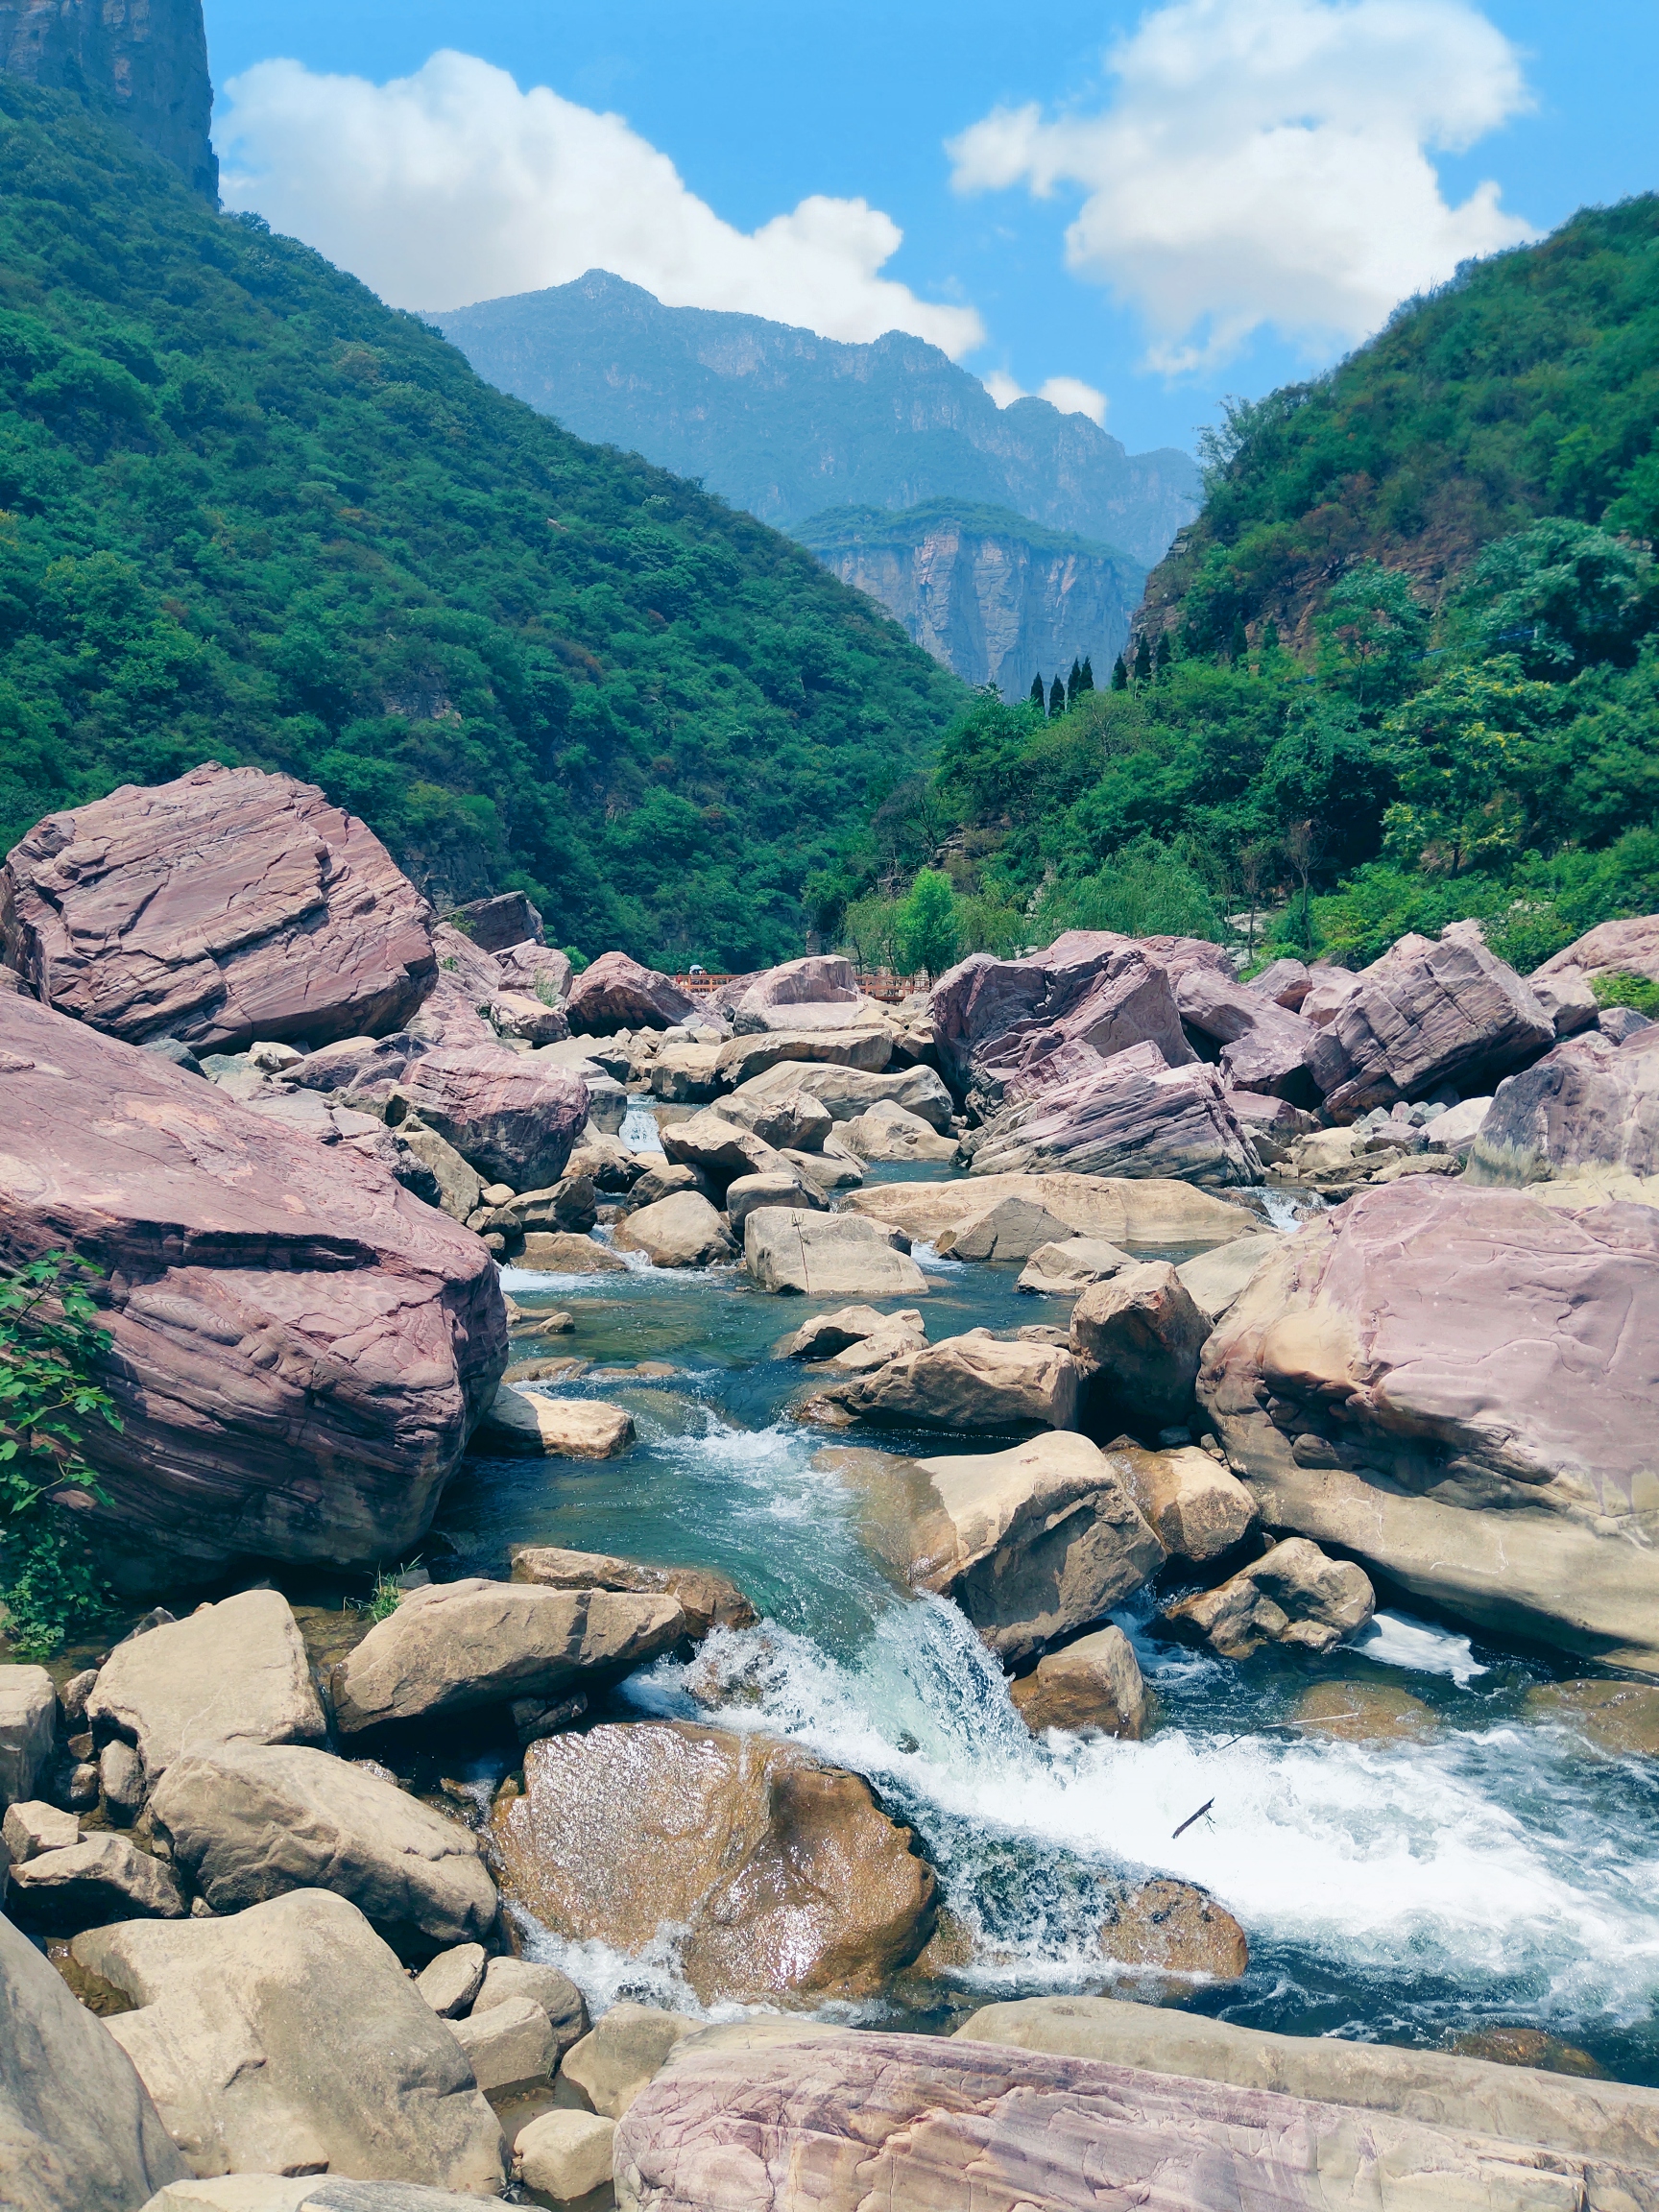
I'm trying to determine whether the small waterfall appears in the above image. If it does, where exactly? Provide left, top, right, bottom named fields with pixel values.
left=621, top=1098, right=665, bottom=1153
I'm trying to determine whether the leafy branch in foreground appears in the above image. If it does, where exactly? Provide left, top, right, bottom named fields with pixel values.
left=0, top=1250, right=119, bottom=1657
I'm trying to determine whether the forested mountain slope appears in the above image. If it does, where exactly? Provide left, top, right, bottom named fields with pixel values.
left=0, top=84, right=966, bottom=968
left=434, top=271, right=1201, bottom=568
left=1142, top=197, right=1659, bottom=655
left=831, top=202, right=1659, bottom=979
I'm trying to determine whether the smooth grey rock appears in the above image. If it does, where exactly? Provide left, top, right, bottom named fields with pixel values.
left=0, top=1664, right=56, bottom=1809
left=2, top=1797, right=78, bottom=1859
left=472, top=1956, right=589, bottom=2056
left=415, top=1942, right=487, bottom=2017
left=7, top=1832, right=185, bottom=1933
left=448, top=1994, right=555, bottom=2095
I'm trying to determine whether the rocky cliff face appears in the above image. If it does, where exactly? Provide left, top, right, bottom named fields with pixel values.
left=0, top=0, right=215, bottom=195
left=798, top=502, right=1144, bottom=699
left=435, top=272, right=1199, bottom=569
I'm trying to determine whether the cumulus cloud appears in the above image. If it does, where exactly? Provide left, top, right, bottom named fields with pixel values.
left=982, top=371, right=1109, bottom=424
left=949, top=0, right=1536, bottom=372
left=216, top=50, right=985, bottom=354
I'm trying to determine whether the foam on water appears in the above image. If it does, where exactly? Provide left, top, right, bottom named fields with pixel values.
left=1351, top=1610, right=1488, bottom=1685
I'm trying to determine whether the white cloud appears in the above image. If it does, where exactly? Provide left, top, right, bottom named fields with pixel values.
left=216, top=50, right=985, bottom=355
left=949, top=0, right=1536, bottom=373
left=982, top=371, right=1109, bottom=424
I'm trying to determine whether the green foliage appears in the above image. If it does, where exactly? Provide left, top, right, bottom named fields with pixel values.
left=1592, top=971, right=1659, bottom=1016
left=0, top=84, right=965, bottom=969
left=0, top=1252, right=118, bottom=1658
left=897, top=868, right=960, bottom=979
left=1454, top=520, right=1657, bottom=677
left=1035, top=836, right=1223, bottom=942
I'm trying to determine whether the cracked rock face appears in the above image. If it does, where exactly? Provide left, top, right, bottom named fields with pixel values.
left=0, top=763, right=437, bottom=1052
left=0, top=0, right=217, bottom=196
left=1199, top=1177, right=1659, bottom=1673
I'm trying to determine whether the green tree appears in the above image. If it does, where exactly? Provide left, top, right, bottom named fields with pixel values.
left=897, top=867, right=960, bottom=979
left=0, top=1252, right=119, bottom=1657
left=1132, top=635, right=1152, bottom=683
left=1455, top=519, right=1657, bottom=677
left=1315, top=562, right=1430, bottom=709
left=1047, top=674, right=1066, bottom=717
left=1111, top=655, right=1129, bottom=691
left=1154, top=634, right=1173, bottom=677
left=1066, top=658, right=1083, bottom=708
left=1077, top=655, right=1095, bottom=695
left=1029, top=673, right=1046, bottom=709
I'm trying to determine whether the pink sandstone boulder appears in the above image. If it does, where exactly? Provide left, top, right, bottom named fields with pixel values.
left=1468, top=1024, right=1659, bottom=1189
left=1533, top=914, right=1659, bottom=991
left=1307, top=929, right=1554, bottom=1118
left=565, top=950, right=698, bottom=1035
left=0, top=990, right=506, bottom=1588
left=968, top=1042, right=1262, bottom=1187
left=1175, top=965, right=1317, bottom=1099
left=0, top=763, right=435, bottom=1051
left=446, top=890, right=541, bottom=953
left=1199, top=1177, right=1659, bottom=1672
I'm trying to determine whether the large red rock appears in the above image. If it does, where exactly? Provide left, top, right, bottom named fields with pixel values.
left=967, top=1042, right=1262, bottom=1187
left=1307, top=929, right=1553, bottom=1119
left=1200, top=1178, right=1659, bottom=1672
left=0, top=763, right=435, bottom=1051
left=1176, top=966, right=1317, bottom=1099
left=1533, top=914, right=1659, bottom=990
left=0, top=990, right=506, bottom=1588
left=565, top=950, right=698, bottom=1035
left=613, top=2032, right=1657, bottom=2212
left=1469, top=1026, right=1659, bottom=1190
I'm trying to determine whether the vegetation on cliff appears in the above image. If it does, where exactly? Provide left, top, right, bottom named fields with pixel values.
left=827, top=201, right=1659, bottom=972
left=0, top=84, right=965, bottom=969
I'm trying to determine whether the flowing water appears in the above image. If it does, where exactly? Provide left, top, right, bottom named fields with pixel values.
left=434, top=1168, right=1659, bottom=2080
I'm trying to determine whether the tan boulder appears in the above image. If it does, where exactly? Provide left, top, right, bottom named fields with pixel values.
left=744, top=1209, right=927, bottom=1297
left=821, top=1431, right=1164, bottom=1666
left=1199, top=1178, right=1659, bottom=1673
left=74, top=1890, right=505, bottom=2190
left=714, top=1026, right=894, bottom=1087
left=0, top=1664, right=57, bottom=1809
left=6, top=1832, right=185, bottom=1935
left=647, top=1041, right=724, bottom=1102
left=514, top=2106, right=616, bottom=2198
left=1014, top=1237, right=1133, bottom=1295
left=1099, top=1879, right=1248, bottom=1979
left=561, top=2003, right=701, bottom=2120
left=1008, top=1624, right=1145, bottom=1738
left=613, top=1190, right=736, bottom=1267
left=1070, top=1263, right=1209, bottom=1435
left=661, top=1109, right=784, bottom=1188
left=732, top=1058, right=953, bottom=1130
left=779, top=1305, right=926, bottom=1360
left=1166, top=1537, right=1374, bottom=1658
left=473, top=1385, right=635, bottom=1459
left=934, top=1194, right=1072, bottom=1261
left=1111, top=1439, right=1257, bottom=1562
left=715, top=1083, right=835, bottom=1151
left=491, top=1720, right=936, bottom=2005
left=150, top=1743, right=498, bottom=1948
left=517, top=1229, right=627, bottom=1271
left=723, top=1168, right=826, bottom=1231
left=415, top=1941, right=486, bottom=2017
left=1174, top=1231, right=1283, bottom=1323
left=332, top=1578, right=685, bottom=1733
left=510, top=1544, right=758, bottom=1641
left=472, top=1956, right=589, bottom=2056
left=830, top=1329, right=1078, bottom=1434
left=839, top=1100, right=958, bottom=1163
left=2, top=1798, right=78, bottom=1859
left=847, top=1170, right=1255, bottom=1252
left=779, top=1141, right=864, bottom=1193
left=449, top=1995, right=555, bottom=2096
left=953, top=1993, right=1659, bottom=2174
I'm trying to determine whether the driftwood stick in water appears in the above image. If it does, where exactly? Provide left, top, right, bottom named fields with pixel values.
left=1171, top=1796, right=1214, bottom=1839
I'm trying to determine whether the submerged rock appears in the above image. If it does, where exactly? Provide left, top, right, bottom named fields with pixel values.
left=1525, top=1678, right=1659, bottom=1758
left=74, top=1890, right=505, bottom=2191
left=1098, top=1879, right=1248, bottom=1980
left=1288, top=1681, right=1435, bottom=1742
left=491, top=1720, right=937, bottom=2005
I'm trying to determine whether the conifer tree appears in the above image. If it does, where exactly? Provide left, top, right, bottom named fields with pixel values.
left=1155, top=634, right=1172, bottom=676
left=1111, top=655, right=1128, bottom=691
left=1066, top=657, right=1082, bottom=708
left=1132, top=635, right=1152, bottom=683
left=1230, top=616, right=1250, bottom=664
left=1048, top=674, right=1067, bottom=716
left=1029, top=673, right=1046, bottom=709
left=1260, top=615, right=1281, bottom=657
left=1077, top=656, right=1095, bottom=694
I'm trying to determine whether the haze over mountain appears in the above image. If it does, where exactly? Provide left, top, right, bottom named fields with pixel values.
left=434, top=273, right=1199, bottom=565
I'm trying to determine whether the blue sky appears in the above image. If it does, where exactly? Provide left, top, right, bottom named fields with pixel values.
left=204, top=1, right=1659, bottom=460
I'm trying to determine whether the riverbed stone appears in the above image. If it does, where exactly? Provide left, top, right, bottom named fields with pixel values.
left=491, top=1721, right=936, bottom=2006
left=562, top=2004, right=703, bottom=2121
left=0, top=1901, right=190, bottom=2212
left=473, top=1385, right=635, bottom=1459
left=934, top=1194, right=1072, bottom=1262
left=472, top=1957, right=589, bottom=2056
left=74, top=1889, right=506, bottom=2191
left=745, top=1209, right=927, bottom=1297
left=1289, top=1682, right=1436, bottom=1742
left=714, top=1086, right=834, bottom=1151
left=517, top=1230, right=627, bottom=1272
left=2, top=1797, right=78, bottom=1859
left=840, top=1100, right=959, bottom=1163
left=7, top=1832, right=185, bottom=1933
left=1099, top=1879, right=1249, bottom=1979
left=389, top=1046, right=589, bottom=1191
left=1111, top=1439, right=1257, bottom=1563
left=415, top=1942, right=486, bottom=2017
left=613, top=1190, right=736, bottom=1267
left=714, top=1026, right=896, bottom=1089
left=967, top=1046, right=1264, bottom=1187
left=779, top=1306, right=926, bottom=1360
left=723, top=1169, right=825, bottom=1231
left=1468, top=1025, right=1659, bottom=1190
left=332, top=1578, right=685, bottom=1734
left=1166, top=1537, right=1375, bottom=1658
left=1174, top=1232, right=1283, bottom=1324
left=1014, top=1237, right=1134, bottom=1295
left=1070, top=1263, right=1210, bottom=1437
left=1199, top=1177, right=1659, bottom=1673
left=828, top=1328, right=1078, bottom=1433
left=952, top=1992, right=1659, bottom=2174
left=565, top=950, right=697, bottom=1035
left=822, top=1432, right=1164, bottom=1667
left=0, top=1664, right=57, bottom=1809
left=1008, top=1625, right=1145, bottom=1738
left=848, top=1171, right=1256, bottom=1254
left=88, top=1592, right=327, bottom=1787
left=513, top=2107, right=616, bottom=2200
left=449, top=1995, right=555, bottom=2097
left=100, top=1738, right=146, bottom=1822
left=1525, top=1678, right=1659, bottom=1757
left=731, top=1058, right=953, bottom=1130
left=509, top=1545, right=757, bottom=1640
left=150, top=1743, right=497, bottom=1949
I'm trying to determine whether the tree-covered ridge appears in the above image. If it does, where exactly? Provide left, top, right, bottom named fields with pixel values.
left=1143, top=197, right=1659, bottom=657
left=0, top=84, right=966, bottom=969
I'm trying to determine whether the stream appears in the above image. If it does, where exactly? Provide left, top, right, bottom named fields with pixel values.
left=432, top=1145, right=1659, bottom=2085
